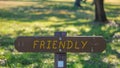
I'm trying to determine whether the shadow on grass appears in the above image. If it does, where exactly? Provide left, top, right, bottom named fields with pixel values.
left=105, top=3, right=120, bottom=24
left=80, top=44, right=120, bottom=68
left=0, top=1, right=94, bottom=22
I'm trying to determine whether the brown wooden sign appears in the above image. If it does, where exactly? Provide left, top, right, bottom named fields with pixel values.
left=15, top=36, right=106, bottom=52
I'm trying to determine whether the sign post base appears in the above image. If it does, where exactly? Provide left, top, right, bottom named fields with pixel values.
left=55, top=53, right=66, bottom=68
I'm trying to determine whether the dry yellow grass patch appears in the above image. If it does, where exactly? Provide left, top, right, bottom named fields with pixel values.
left=105, top=0, right=120, bottom=5
left=0, top=1, right=37, bottom=9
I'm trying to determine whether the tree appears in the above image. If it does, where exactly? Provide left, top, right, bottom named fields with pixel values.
left=94, top=0, right=108, bottom=22
left=74, top=0, right=82, bottom=7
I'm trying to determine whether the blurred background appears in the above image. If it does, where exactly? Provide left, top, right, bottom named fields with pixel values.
left=0, top=0, right=120, bottom=68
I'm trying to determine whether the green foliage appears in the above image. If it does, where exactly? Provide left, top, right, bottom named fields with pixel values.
left=0, top=0, right=120, bottom=68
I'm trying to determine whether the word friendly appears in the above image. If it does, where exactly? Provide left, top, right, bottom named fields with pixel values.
left=33, top=40, right=88, bottom=50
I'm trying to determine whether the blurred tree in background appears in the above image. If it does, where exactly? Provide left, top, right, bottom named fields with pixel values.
left=94, top=0, right=108, bottom=22
left=74, top=0, right=108, bottom=23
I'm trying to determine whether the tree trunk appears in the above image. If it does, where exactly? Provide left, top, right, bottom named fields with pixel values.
left=94, top=0, right=108, bottom=22
left=74, top=0, right=82, bottom=7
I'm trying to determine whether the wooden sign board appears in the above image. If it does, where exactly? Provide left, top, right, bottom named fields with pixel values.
left=15, top=36, right=106, bottom=52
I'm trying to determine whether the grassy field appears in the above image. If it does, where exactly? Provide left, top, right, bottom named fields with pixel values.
left=0, top=0, right=120, bottom=68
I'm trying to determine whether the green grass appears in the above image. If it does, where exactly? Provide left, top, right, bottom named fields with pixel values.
left=0, top=0, right=120, bottom=68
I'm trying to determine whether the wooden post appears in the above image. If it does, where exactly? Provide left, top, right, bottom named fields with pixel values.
left=54, top=32, right=67, bottom=68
